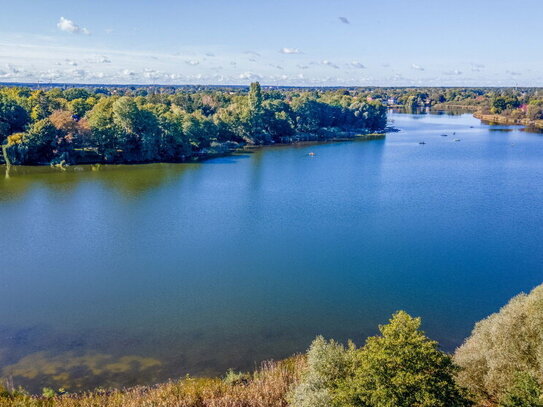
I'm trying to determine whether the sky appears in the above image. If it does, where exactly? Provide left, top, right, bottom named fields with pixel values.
left=0, top=0, right=541, bottom=87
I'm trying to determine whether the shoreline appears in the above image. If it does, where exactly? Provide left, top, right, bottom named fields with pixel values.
left=1, top=131, right=387, bottom=169
left=473, top=111, right=543, bottom=130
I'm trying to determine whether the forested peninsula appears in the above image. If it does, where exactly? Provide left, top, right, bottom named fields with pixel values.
left=0, top=83, right=387, bottom=166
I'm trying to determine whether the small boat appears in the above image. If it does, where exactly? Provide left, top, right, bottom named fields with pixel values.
left=440, top=134, right=448, bottom=137
left=453, top=139, right=461, bottom=142
left=308, top=152, right=316, bottom=156
left=419, top=141, right=426, bottom=145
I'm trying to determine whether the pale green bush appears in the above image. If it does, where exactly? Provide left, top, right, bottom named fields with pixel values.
left=454, top=284, right=543, bottom=403
left=289, top=335, right=355, bottom=407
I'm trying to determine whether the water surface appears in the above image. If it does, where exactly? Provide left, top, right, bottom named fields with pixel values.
left=1, top=112, right=542, bottom=392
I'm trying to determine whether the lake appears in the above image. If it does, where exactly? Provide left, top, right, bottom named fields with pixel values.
left=1, top=111, right=542, bottom=392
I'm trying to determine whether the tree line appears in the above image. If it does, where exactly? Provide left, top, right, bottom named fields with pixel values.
left=0, top=83, right=387, bottom=166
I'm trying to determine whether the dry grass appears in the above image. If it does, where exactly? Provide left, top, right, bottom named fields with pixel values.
left=0, top=357, right=306, bottom=407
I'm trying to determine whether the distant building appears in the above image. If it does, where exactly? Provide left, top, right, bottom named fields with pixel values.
left=387, top=97, right=397, bottom=105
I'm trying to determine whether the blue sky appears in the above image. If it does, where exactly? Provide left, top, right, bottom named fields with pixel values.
left=0, top=0, right=541, bottom=86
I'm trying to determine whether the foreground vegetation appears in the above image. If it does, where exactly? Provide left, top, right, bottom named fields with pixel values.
left=0, top=83, right=386, bottom=166
left=2, top=284, right=543, bottom=406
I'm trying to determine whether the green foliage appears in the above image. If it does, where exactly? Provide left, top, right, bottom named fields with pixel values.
left=491, top=95, right=520, bottom=113
left=63, top=88, right=91, bottom=101
left=291, top=312, right=471, bottom=407
left=0, top=85, right=387, bottom=164
left=454, top=284, right=543, bottom=403
left=42, top=387, right=56, bottom=398
left=527, top=102, right=543, bottom=120
left=289, top=336, right=356, bottom=407
left=223, top=369, right=250, bottom=386
left=500, top=372, right=543, bottom=407
left=248, top=82, right=263, bottom=113
left=340, top=311, right=471, bottom=407
left=0, top=94, right=30, bottom=141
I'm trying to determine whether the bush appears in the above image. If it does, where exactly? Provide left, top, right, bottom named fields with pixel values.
left=339, top=311, right=471, bottom=407
left=291, top=312, right=471, bottom=407
left=454, top=284, right=543, bottom=403
left=223, top=368, right=250, bottom=386
left=500, top=372, right=543, bottom=407
left=289, top=336, right=355, bottom=407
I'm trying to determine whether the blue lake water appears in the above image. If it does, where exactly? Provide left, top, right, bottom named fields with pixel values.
left=1, top=111, right=542, bottom=392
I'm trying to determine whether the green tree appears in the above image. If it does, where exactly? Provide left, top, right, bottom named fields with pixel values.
left=24, top=118, right=57, bottom=162
left=262, top=99, right=295, bottom=141
left=63, top=87, right=91, bottom=101
left=339, top=311, right=471, bottom=407
left=86, top=97, right=121, bottom=160
left=291, top=312, right=471, bottom=407
left=0, top=94, right=30, bottom=142
left=248, top=82, right=263, bottom=113
left=248, top=82, right=264, bottom=139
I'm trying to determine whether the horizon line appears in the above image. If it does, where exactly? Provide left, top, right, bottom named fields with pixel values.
left=0, top=81, right=539, bottom=89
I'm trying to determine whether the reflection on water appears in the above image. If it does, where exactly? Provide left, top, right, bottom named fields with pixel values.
left=2, top=113, right=543, bottom=393
left=0, top=163, right=199, bottom=203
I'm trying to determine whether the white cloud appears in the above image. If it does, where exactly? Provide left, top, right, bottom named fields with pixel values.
left=280, top=48, right=301, bottom=54
left=98, top=56, right=111, bottom=63
left=57, top=17, right=90, bottom=35
left=122, top=69, right=137, bottom=77
left=322, top=60, right=339, bottom=69
left=471, top=63, right=485, bottom=72
left=239, top=72, right=263, bottom=80
left=143, top=69, right=163, bottom=80
left=350, top=61, right=366, bottom=69
left=244, top=50, right=261, bottom=57
left=185, top=59, right=200, bottom=66
left=411, top=64, right=424, bottom=71
left=68, top=68, right=87, bottom=79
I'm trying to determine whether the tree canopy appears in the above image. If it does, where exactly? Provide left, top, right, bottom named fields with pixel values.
left=0, top=83, right=387, bottom=165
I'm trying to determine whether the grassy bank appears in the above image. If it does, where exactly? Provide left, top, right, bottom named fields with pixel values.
left=0, top=357, right=305, bottom=407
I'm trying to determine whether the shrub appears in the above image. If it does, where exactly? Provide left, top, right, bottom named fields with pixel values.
left=223, top=368, right=250, bottom=386
left=454, top=284, right=543, bottom=403
left=500, top=372, right=543, bottom=407
left=289, top=336, right=355, bottom=407
left=338, top=311, right=471, bottom=407
left=291, top=312, right=471, bottom=407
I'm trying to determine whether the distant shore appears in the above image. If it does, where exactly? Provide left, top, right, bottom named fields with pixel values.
left=473, top=112, right=543, bottom=130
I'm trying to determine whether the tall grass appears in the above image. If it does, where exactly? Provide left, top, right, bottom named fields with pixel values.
left=0, top=357, right=305, bottom=407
